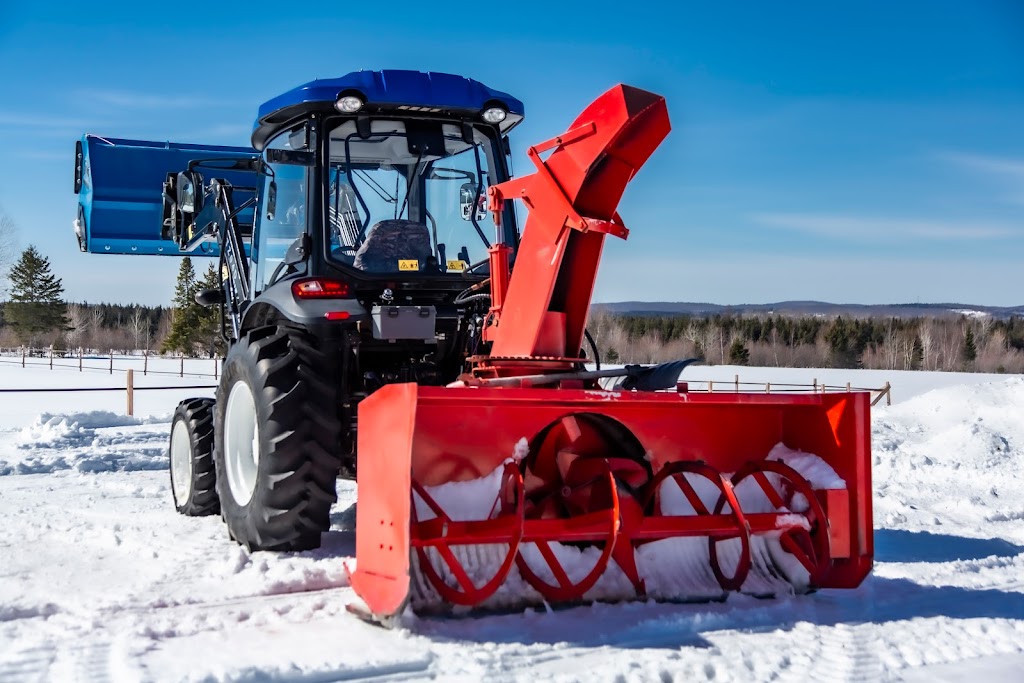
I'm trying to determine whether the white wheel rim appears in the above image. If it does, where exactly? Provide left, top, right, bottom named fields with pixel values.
left=224, top=380, right=260, bottom=506
left=170, top=419, right=193, bottom=503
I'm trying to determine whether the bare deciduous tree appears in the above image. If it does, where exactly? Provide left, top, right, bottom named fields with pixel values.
left=129, top=306, right=149, bottom=352
left=0, top=205, right=20, bottom=298
left=64, top=303, right=89, bottom=350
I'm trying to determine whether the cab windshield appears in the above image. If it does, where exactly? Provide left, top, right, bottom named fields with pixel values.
left=325, top=119, right=509, bottom=275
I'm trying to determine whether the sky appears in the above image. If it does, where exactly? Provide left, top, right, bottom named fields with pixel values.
left=0, top=0, right=1021, bottom=307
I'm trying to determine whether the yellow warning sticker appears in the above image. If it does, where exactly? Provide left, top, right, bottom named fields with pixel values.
left=447, top=259, right=468, bottom=272
left=398, top=259, right=419, bottom=271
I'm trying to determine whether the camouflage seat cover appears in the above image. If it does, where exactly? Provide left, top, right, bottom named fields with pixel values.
left=352, top=219, right=432, bottom=272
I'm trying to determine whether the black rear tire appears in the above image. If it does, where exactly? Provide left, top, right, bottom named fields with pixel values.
left=214, top=326, right=341, bottom=551
left=169, top=398, right=219, bottom=516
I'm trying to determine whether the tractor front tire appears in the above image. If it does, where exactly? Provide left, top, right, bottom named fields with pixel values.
left=214, top=326, right=341, bottom=551
left=169, top=398, right=219, bottom=516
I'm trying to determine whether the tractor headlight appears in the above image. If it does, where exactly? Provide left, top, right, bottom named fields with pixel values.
left=335, top=94, right=365, bottom=113
left=482, top=106, right=508, bottom=124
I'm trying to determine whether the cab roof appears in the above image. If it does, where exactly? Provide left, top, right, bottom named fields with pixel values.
left=253, top=70, right=524, bottom=150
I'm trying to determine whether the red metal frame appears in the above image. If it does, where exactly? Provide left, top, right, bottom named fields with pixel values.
left=352, top=384, right=873, bottom=617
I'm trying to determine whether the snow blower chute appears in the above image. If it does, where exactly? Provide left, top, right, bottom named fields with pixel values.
left=350, top=85, right=872, bottom=617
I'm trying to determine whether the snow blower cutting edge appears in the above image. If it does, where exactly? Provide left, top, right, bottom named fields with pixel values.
left=73, top=70, right=872, bottom=619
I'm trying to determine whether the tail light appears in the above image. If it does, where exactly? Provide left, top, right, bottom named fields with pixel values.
left=291, top=277, right=351, bottom=299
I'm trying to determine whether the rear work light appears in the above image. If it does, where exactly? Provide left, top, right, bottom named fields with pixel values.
left=291, top=277, right=351, bottom=299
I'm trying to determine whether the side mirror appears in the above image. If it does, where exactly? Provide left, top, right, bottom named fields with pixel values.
left=195, top=288, right=226, bottom=307
left=266, top=180, right=278, bottom=220
left=176, top=170, right=204, bottom=215
left=459, top=182, right=487, bottom=222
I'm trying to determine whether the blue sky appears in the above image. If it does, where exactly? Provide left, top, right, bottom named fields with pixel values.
left=0, top=0, right=1021, bottom=306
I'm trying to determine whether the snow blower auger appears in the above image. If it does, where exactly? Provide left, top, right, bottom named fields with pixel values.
left=72, top=70, right=871, bottom=621
left=350, top=85, right=873, bottom=618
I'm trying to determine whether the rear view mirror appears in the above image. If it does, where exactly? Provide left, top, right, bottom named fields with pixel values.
left=176, top=170, right=204, bottom=214
left=459, top=182, right=487, bottom=222
left=266, top=180, right=278, bottom=220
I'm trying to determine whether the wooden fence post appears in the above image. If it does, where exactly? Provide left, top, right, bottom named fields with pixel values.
left=214, top=358, right=218, bottom=381
left=180, top=354, right=184, bottom=378
left=49, top=345, right=53, bottom=370
left=143, top=353, right=148, bottom=376
left=21, top=346, right=26, bottom=368
left=813, top=378, right=817, bottom=392
left=735, top=374, right=739, bottom=392
left=79, top=347, right=83, bottom=372
left=109, top=350, right=114, bottom=375
left=765, top=382, right=771, bottom=394
left=126, top=369, right=134, bottom=416
left=708, top=380, right=713, bottom=393
left=846, top=381, right=852, bottom=392
left=871, top=382, right=893, bottom=407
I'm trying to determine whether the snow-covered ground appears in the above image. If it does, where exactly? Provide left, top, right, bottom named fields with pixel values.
left=1, top=359, right=1022, bottom=682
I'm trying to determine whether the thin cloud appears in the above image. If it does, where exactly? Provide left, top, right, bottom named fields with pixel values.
left=0, top=112, right=96, bottom=129
left=169, top=123, right=253, bottom=143
left=594, top=253, right=1022, bottom=306
left=14, top=150, right=68, bottom=161
left=943, top=151, right=1024, bottom=177
left=750, top=212, right=1019, bottom=241
left=941, top=151, right=1024, bottom=206
left=74, top=89, right=217, bottom=109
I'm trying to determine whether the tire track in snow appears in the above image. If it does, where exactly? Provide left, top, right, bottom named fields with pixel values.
left=792, top=623, right=887, bottom=683
left=0, top=645, right=55, bottom=683
left=104, top=582, right=352, bottom=618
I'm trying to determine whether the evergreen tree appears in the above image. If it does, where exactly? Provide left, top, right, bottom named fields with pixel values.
left=161, top=257, right=203, bottom=355
left=825, top=316, right=854, bottom=367
left=963, top=327, right=978, bottom=365
left=4, top=245, right=68, bottom=345
left=911, top=335, right=924, bottom=370
left=728, top=338, right=750, bottom=365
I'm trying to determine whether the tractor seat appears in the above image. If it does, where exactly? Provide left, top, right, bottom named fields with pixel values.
left=352, top=219, right=432, bottom=272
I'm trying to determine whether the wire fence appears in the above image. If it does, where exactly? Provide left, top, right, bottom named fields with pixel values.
left=0, top=346, right=221, bottom=379
left=1, top=353, right=893, bottom=418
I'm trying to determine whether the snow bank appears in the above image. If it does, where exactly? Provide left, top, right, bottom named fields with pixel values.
left=0, top=411, right=170, bottom=475
left=872, top=376, right=1024, bottom=544
left=16, top=410, right=158, bottom=447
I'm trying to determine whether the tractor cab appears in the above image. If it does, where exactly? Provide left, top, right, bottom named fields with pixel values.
left=247, top=71, right=523, bottom=296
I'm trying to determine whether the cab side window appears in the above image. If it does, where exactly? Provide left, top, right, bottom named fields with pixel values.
left=252, top=128, right=312, bottom=293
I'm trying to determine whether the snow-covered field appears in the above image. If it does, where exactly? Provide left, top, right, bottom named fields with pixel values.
left=1, top=359, right=1022, bottom=682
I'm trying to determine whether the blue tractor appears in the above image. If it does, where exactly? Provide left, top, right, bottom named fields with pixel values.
left=75, top=71, right=526, bottom=551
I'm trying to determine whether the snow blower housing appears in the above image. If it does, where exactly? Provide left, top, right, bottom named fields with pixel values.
left=74, top=70, right=872, bottom=619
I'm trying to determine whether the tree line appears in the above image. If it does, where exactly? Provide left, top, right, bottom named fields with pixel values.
left=588, top=310, right=1024, bottom=374
left=1, top=206, right=1021, bottom=370
left=0, top=236, right=222, bottom=357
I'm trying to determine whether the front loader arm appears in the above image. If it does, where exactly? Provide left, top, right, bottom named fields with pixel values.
left=480, top=86, right=670, bottom=373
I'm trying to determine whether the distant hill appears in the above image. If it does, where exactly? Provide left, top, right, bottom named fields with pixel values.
left=592, top=301, right=1024, bottom=320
